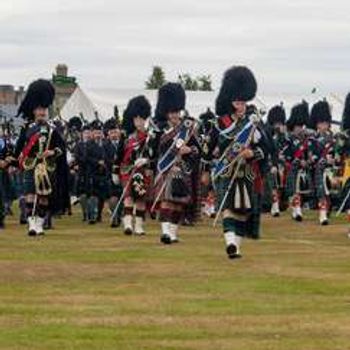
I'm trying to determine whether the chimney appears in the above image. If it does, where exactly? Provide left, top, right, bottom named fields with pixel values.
left=56, top=64, right=68, bottom=77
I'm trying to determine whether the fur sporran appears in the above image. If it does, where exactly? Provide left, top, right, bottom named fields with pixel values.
left=131, top=172, right=147, bottom=199
left=163, top=168, right=191, bottom=204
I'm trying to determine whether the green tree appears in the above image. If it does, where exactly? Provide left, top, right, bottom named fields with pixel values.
left=145, top=66, right=166, bottom=90
left=178, top=73, right=212, bottom=91
left=178, top=73, right=199, bottom=91
left=197, top=75, right=213, bottom=91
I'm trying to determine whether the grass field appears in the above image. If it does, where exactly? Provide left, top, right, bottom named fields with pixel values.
left=0, top=210, right=350, bottom=350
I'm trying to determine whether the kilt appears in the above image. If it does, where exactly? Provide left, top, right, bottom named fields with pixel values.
left=0, top=170, right=14, bottom=201
left=23, top=168, right=57, bottom=197
left=23, top=169, right=36, bottom=195
left=286, top=163, right=313, bottom=198
left=262, top=173, right=273, bottom=212
left=215, top=175, right=262, bottom=239
left=154, top=166, right=194, bottom=206
left=215, top=175, right=254, bottom=215
left=314, top=164, right=327, bottom=200
left=120, top=168, right=152, bottom=202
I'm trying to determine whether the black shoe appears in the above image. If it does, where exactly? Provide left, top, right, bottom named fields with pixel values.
left=0, top=221, right=4, bottom=229
left=295, top=215, right=303, bottom=222
left=20, top=217, right=27, bottom=225
left=321, top=220, right=329, bottom=226
left=160, top=234, right=172, bottom=245
left=89, top=219, right=96, bottom=225
left=226, top=244, right=242, bottom=260
left=28, top=230, right=37, bottom=237
left=44, top=218, right=52, bottom=230
left=124, top=228, right=133, bottom=236
left=110, top=218, right=121, bottom=228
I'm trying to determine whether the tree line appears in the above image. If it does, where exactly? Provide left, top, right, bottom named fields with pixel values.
left=145, top=66, right=213, bottom=91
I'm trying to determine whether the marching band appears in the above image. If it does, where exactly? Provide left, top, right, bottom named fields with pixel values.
left=1, top=66, right=350, bottom=260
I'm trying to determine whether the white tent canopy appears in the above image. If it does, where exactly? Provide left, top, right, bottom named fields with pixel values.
left=85, top=87, right=346, bottom=124
left=59, top=86, right=346, bottom=126
left=59, top=87, right=97, bottom=122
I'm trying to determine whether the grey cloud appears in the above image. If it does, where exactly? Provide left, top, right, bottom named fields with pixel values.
left=0, top=0, right=349, bottom=95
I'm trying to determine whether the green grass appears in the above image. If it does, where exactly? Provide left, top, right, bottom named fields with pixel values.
left=0, top=209, right=350, bottom=350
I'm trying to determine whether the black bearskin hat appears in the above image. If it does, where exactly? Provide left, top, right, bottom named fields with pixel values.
left=90, top=119, right=104, bottom=131
left=287, top=101, right=309, bottom=131
left=199, top=108, right=215, bottom=122
left=215, top=66, right=257, bottom=117
left=82, top=124, right=91, bottom=132
left=342, top=93, right=350, bottom=131
left=309, top=100, right=332, bottom=130
left=68, top=116, right=83, bottom=132
left=267, top=104, right=286, bottom=126
left=122, top=95, right=151, bottom=135
left=104, top=118, right=120, bottom=133
left=17, top=79, right=55, bottom=120
left=154, top=83, right=186, bottom=125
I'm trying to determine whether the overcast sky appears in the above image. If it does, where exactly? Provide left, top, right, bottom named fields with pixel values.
left=0, top=0, right=349, bottom=96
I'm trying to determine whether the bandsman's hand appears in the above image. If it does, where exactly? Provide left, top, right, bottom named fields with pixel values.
left=271, top=166, right=278, bottom=175
left=179, top=145, right=192, bottom=155
left=326, top=155, right=335, bottom=166
left=213, top=147, right=220, bottom=158
left=201, top=172, right=210, bottom=186
left=0, top=160, right=7, bottom=168
left=240, top=148, right=254, bottom=160
left=134, top=158, right=148, bottom=168
left=43, top=150, right=55, bottom=158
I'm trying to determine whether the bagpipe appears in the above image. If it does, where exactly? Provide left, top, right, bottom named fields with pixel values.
left=110, top=118, right=161, bottom=222
left=155, top=115, right=197, bottom=181
left=212, top=113, right=262, bottom=227
left=19, top=124, right=55, bottom=202
left=211, top=114, right=260, bottom=182
left=150, top=114, right=198, bottom=212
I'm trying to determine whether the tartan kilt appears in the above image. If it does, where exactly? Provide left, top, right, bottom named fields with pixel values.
left=285, top=165, right=297, bottom=198
left=215, top=175, right=262, bottom=239
left=315, top=165, right=341, bottom=201
left=340, top=178, right=350, bottom=211
left=0, top=170, right=13, bottom=200
left=120, top=169, right=153, bottom=202
left=154, top=167, right=194, bottom=205
left=286, top=164, right=313, bottom=198
left=22, top=168, right=57, bottom=199
left=23, top=169, right=36, bottom=195
left=314, top=164, right=327, bottom=200
left=215, top=175, right=254, bottom=214
left=262, top=173, right=273, bottom=211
